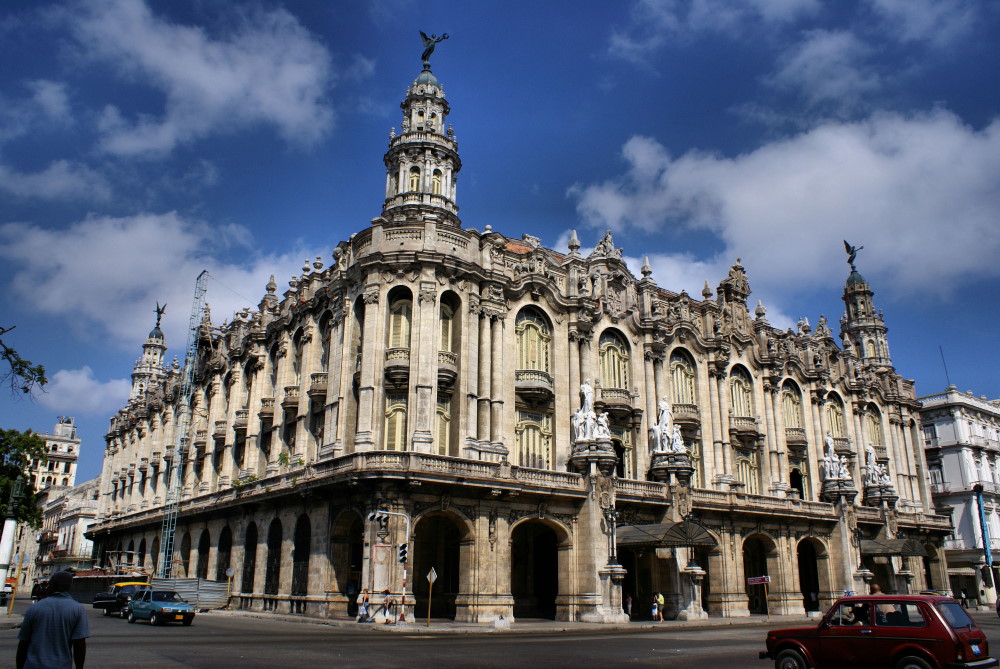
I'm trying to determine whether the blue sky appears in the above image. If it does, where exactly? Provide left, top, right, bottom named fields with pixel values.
left=1, top=0, right=999, bottom=483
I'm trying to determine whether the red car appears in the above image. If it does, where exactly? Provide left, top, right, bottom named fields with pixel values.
left=760, top=594, right=997, bottom=669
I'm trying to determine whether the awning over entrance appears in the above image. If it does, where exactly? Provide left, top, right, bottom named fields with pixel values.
left=617, top=520, right=718, bottom=548
left=860, top=537, right=927, bottom=557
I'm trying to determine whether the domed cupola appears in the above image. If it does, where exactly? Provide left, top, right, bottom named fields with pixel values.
left=381, top=33, right=462, bottom=227
left=131, top=303, right=168, bottom=400
left=839, top=241, right=892, bottom=370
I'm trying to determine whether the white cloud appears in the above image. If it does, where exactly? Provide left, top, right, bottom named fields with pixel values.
left=38, top=367, right=130, bottom=416
left=0, top=160, right=110, bottom=200
left=69, top=0, right=334, bottom=156
left=26, top=80, right=72, bottom=124
left=0, top=80, right=73, bottom=142
left=569, top=110, right=1000, bottom=300
left=609, top=0, right=820, bottom=65
left=767, top=30, right=880, bottom=112
left=867, top=0, right=977, bottom=48
left=0, top=212, right=321, bottom=350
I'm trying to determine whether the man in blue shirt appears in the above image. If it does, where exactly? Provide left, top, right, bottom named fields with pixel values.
left=17, top=570, right=89, bottom=669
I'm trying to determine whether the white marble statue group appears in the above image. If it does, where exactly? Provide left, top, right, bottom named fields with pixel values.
left=649, top=397, right=686, bottom=454
left=821, top=432, right=851, bottom=482
left=864, top=443, right=892, bottom=487
left=572, top=379, right=611, bottom=442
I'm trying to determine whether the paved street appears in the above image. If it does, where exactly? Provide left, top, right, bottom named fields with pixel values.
left=0, top=600, right=999, bottom=669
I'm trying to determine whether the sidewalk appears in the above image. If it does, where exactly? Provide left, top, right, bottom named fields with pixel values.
left=208, top=607, right=818, bottom=634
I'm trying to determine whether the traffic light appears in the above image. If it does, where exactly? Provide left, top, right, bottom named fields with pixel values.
left=398, top=542, right=408, bottom=563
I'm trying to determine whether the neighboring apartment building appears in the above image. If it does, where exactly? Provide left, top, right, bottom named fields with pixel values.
left=32, top=479, right=100, bottom=580
left=86, top=49, right=950, bottom=624
left=921, top=386, right=1000, bottom=606
left=30, top=416, right=81, bottom=490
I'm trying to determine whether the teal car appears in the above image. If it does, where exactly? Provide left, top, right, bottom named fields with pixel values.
left=127, top=590, right=196, bottom=626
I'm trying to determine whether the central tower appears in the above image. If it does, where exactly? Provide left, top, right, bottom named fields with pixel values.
left=381, top=40, right=462, bottom=227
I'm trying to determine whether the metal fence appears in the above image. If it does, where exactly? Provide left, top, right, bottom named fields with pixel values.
left=151, top=577, right=230, bottom=610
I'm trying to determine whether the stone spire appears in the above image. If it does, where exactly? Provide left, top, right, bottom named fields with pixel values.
left=130, top=303, right=168, bottom=400
left=381, top=33, right=461, bottom=227
left=839, top=242, right=892, bottom=369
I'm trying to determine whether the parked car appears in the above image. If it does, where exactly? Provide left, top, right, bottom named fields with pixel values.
left=127, top=590, right=196, bottom=626
left=0, top=583, right=13, bottom=606
left=760, top=594, right=997, bottom=669
left=92, top=581, right=152, bottom=618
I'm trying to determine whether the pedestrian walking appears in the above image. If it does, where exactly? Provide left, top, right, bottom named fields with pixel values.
left=357, top=588, right=371, bottom=622
left=651, top=593, right=658, bottom=621
left=379, top=589, right=395, bottom=624
left=656, top=592, right=665, bottom=622
left=961, top=588, right=969, bottom=609
left=16, top=570, right=89, bottom=669
left=624, top=593, right=632, bottom=619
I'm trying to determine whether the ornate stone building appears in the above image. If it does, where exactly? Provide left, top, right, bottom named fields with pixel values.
left=88, top=52, right=950, bottom=622
left=30, top=416, right=81, bottom=490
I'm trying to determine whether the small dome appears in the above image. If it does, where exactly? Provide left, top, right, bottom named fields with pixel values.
left=148, top=326, right=164, bottom=340
left=413, top=65, right=439, bottom=88
left=847, top=269, right=867, bottom=286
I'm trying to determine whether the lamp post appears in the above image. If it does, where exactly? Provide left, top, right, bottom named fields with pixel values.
left=0, top=475, right=26, bottom=592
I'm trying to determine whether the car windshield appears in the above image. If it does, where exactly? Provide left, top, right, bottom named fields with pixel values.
left=936, top=602, right=974, bottom=629
left=151, top=591, right=184, bottom=602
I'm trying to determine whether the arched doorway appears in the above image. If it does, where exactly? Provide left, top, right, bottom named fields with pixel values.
left=743, top=535, right=776, bottom=614
left=329, top=511, right=364, bottom=616
left=291, top=515, right=311, bottom=597
left=789, top=468, right=805, bottom=499
left=264, top=519, right=282, bottom=596
left=511, top=521, right=559, bottom=619
left=138, top=538, right=147, bottom=572
left=412, top=514, right=463, bottom=619
left=797, top=539, right=821, bottom=611
left=241, top=522, right=258, bottom=593
left=216, top=526, right=233, bottom=582
left=196, top=529, right=210, bottom=579
left=151, top=537, right=160, bottom=577
left=179, top=532, right=191, bottom=578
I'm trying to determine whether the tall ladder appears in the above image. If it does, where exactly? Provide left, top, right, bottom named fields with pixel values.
left=157, top=270, right=208, bottom=578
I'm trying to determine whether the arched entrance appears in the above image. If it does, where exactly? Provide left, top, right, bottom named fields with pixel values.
left=789, top=469, right=805, bottom=499
left=215, top=526, right=232, bottom=582
left=291, top=514, right=311, bottom=597
left=329, top=511, right=364, bottom=616
left=179, top=532, right=191, bottom=577
left=151, top=537, right=160, bottom=577
left=241, top=522, right=258, bottom=593
left=797, top=539, right=821, bottom=611
left=196, top=529, right=210, bottom=579
left=743, top=535, right=776, bottom=614
left=264, top=519, right=282, bottom=596
left=511, top=521, right=559, bottom=619
left=412, top=514, right=463, bottom=619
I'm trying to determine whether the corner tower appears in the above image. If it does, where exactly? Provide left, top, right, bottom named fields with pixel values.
left=381, top=33, right=461, bottom=227
left=839, top=242, right=892, bottom=370
left=130, top=303, right=167, bottom=400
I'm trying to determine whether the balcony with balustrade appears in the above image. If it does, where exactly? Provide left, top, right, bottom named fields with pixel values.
left=384, top=347, right=410, bottom=390
left=438, top=351, right=458, bottom=389
left=515, top=368, right=554, bottom=403
left=308, top=373, right=328, bottom=400
left=282, top=386, right=300, bottom=410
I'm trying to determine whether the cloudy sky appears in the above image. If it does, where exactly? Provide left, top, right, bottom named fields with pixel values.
left=1, top=0, right=998, bottom=483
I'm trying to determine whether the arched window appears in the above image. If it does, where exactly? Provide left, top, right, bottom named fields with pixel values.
left=736, top=449, right=760, bottom=495
left=865, top=408, right=885, bottom=446
left=431, top=169, right=442, bottom=195
left=781, top=382, right=803, bottom=429
left=387, top=297, right=412, bottom=349
left=408, top=166, right=420, bottom=192
left=866, top=340, right=876, bottom=358
left=436, top=395, right=451, bottom=456
left=440, top=302, right=455, bottom=353
left=179, top=532, right=191, bottom=578
left=291, top=515, right=311, bottom=596
left=196, top=530, right=210, bottom=579
left=291, top=330, right=305, bottom=385
left=384, top=393, right=408, bottom=451
left=826, top=395, right=847, bottom=438
left=599, top=330, right=629, bottom=390
left=319, top=314, right=333, bottom=371
left=241, top=523, right=257, bottom=593
left=138, top=538, right=147, bottom=570
left=669, top=350, right=697, bottom=405
left=515, top=409, right=552, bottom=469
left=730, top=367, right=754, bottom=418
left=264, top=519, right=282, bottom=595
left=516, top=308, right=552, bottom=373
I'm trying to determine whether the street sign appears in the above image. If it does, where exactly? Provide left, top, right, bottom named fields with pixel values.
left=747, top=575, right=770, bottom=585
left=427, top=567, right=438, bottom=584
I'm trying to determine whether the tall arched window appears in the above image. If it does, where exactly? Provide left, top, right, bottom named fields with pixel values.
left=866, top=340, right=876, bottom=358
left=319, top=314, right=333, bottom=371
left=387, top=296, right=412, bottom=349
left=436, top=395, right=451, bottom=456
left=865, top=408, right=885, bottom=446
left=196, top=529, right=210, bottom=579
left=431, top=169, right=442, bottom=195
left=408, top=166, right=420, bottom=192
left=215, top=526, right=232, bottom=582
left=670, top=350, right=697, bottom=405
left=384, top=393, right=408, bottom=451
left=826, top=395, right=847, bottom=438
left=730, top=367, right=754, bottom=417
left=240, top=523, right=257, bottom=593
left=264, top=519, right=282, bottom=595
left=736, top=450, right=760, bottom=495
left=599, top=330, right=630, bottom=390
left=291, top=330, right=305, bottom=385
left=440, top=303, right=456, bottom=353
left=515, top=409, right=552, bottom=469
left=781, top=382, right=803, bottom=429
left=516, top=308, right=551, bottom=373
left=291, top=515, right=311, bottom=596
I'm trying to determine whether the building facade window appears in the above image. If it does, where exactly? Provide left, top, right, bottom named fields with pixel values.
left=781, top=383, right=803, bottom=428
left=436, top=395, right=451, bottom=456
left=865, top=409, right=885, bottom=446
left=431, top=169, right=442, bottom=195
left=599, top=330, right=629, bottom=390
left=515, top=409, right=552, bottom=470
left=388, top=297, right=412, bottom=349
left=730, top=368, right=754, bottom=418
left=516, top=308, right=551, bottom=372
left=408, top=166, right=420, bottom=192
left=384, top=392, right=408, bottom=451
left=670, top=350, right=697, bottom=405
left=826, top=396, right=847, bottom=438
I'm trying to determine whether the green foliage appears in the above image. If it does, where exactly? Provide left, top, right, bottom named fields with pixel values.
left=0, top=428, right=47, bottom=528
left=0, top=326, right=48, bottom=396
left=277, top=451, right=290, bottom=467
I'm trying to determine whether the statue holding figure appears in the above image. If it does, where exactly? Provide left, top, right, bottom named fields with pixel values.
left=594, top=412, right=611, bottom=440
left=670, top=425, right=686, bottom=453
left=572, top=378, right=598, bottom=443
left=580, top=379, right=594, bottom=414
left=822, top=434, right=839, bottom=481
left=420, top=31, right=449, bottom=65
left=649, top=396, right=673, bottom=452
left=837, top=455, right=851, bottom=481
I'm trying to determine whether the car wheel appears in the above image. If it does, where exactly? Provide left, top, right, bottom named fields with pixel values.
left=182, top=618, right=193, bottom=626
left=120, top=608, right=128, bottom=619
left=774, top=648, right=808, bottom=669
left=127, top=611, right=136, bottom=624
left=150, top=612, right=159, bottom=626
left=102, top=609, right=111, bottom=617
left=896, top=657, right=932, bottom=669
